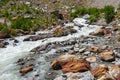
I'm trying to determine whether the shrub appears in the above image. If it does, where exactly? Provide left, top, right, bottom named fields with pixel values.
left=11, top=16, right=32, bottom=31
left=89, top=15, right=97, bottom=23
left=104, top=5, right=115, bottom=23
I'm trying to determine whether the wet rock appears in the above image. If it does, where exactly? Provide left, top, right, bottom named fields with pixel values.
left=14, top=39, right=19, bottom=43
left=19, top=66, right=33, bottom=73
left=101, top=45, right=108, bottom=50
left=51, top=54, right=76, bottom=70
left=99, top=50, right=115, bottom=61
left=91, top=65, right=108, bottom=79
left=86, top=56, right=97, bottom=63
left=0, top=32, right=10, bottom=39
left=74, top=47, right=79, bottom=52
left=68, top=50, right=76, bottom=54
left=79, top=47, right=86, bottom=53
left=91, top=47, right=99, bottom=53
left=84, top=51, right=90, bottom=55
left=109, top=65, right=120, bottom=79
left=62, top=58, right=91, bottom=73
left=0, top=43, right=5, bottom=48
left=24, top=33, right=53, bottom=41
left=31, top=43, right=49, bottom=52
left=52, top=25, right=77, bottom=37
left=3, top=42, right=9, bottom=45
left=90, top=26, right=111, bottom=36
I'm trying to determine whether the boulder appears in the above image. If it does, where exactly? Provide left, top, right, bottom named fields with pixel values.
left=62, top=58, right=91, bottom=73
left=91, top=65, right=108, bottom=79
left=51, top=54, right=76, bottom=70
left=0, top=43, right=5, bottom=48
left=52, top=25, right=77, bottom=37
left=0, top=32, right=10, bottom=39
left=99, top=50, right=115, bottom=61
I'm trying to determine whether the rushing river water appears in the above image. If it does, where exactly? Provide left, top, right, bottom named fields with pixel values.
left=0, top=18, right=100, bottom=80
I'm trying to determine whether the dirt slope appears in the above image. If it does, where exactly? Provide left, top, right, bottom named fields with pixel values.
left=86, top=0, right=120, bottom=8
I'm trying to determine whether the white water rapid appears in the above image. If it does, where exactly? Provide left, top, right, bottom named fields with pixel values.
left=0, top=18, right=100, bottom=80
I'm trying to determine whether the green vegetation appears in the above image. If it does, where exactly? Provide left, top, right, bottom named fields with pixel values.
left=70, top=6, right=115, bottom=23
left=0, top=24, right=9, bottom=32
left=11, top=16, right=32, bottom=31
left=70, top=7, right=102, bottom=23
left=0, top=1, right=58, bottom=36
left=104, top=5, right=115, bottom=23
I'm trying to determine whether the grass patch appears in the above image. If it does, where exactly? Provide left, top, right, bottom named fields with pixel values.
left=104, top=5, right=115, bottom=23
left=11, top=16, right=32, bottom=31
left=70, top=6, right=115, bottom=23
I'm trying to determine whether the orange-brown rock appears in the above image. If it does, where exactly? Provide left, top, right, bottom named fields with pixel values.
left=90, top=26, right=111, bottom=36
left=19, top=66, right=33, bottom=73
left=109, top=65, right=120, bottom=79
left=62, top=58, right=91, bottom=73
left=99, top=50, right=115, bottom=61
left=91, top=47, right=99, bottom=53
left=91, top=65, right=108, bottom=79
left=0, top=32, right=10, bottom=39
left=51, top=54, right=76, bottom=70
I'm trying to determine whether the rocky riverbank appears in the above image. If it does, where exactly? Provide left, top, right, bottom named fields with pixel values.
left=0, top=0, right=120, bottom=80
left=15, top=17, right=120, bottom=80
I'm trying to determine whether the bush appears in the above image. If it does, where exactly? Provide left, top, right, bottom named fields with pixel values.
left=104, top=5, right=115, bottom=23
left=70, top=7, right=101, bottom=23
left=89, top=15, right=97, bottom=23
left=11, top=16, right=32, bottom=31
left=0, top=24, right=9, bottom=32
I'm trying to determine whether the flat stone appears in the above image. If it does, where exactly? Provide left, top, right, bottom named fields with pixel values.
left=19, top=66, right=33, bottom=73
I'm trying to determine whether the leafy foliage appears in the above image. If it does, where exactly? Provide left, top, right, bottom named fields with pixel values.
left=104, top=5, right=115, bottom=23
left=11, top=16, right=32, bottom=31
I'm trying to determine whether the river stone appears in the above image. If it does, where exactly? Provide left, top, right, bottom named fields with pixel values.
left=109, top=65, right=120, bottom=79
left=86, top=56, right=97, bottom=63
left=91, top=65, right=108, bottom=79
left=0, top=32, right=10, bottom=39
left=51, top=54, right=76, bottom=70
left=19, top=66, right=33, bottom=73
left=0, top=43, right=5, bottom=48
left=62, top=58, right=91, bottom=73
left=99, top=50, right=115, bottom=61
left=79, top=47, right=86, bottom=53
